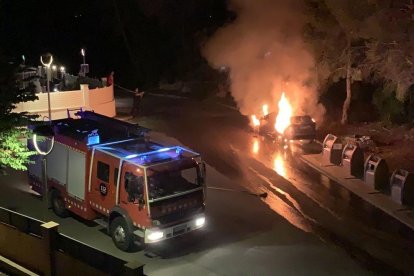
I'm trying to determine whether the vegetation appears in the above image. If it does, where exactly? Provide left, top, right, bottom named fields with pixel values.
left=304, top=0, right=414, bottom=124
left=0, top=55, right=38, bottom=173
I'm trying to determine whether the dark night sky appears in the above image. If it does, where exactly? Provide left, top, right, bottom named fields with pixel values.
left=0, top=0, right=230, bottom=87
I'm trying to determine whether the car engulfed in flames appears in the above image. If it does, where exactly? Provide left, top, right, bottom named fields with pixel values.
left=252, top=93, right=316, bottom=142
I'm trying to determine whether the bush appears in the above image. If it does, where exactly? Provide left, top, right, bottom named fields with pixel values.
left=373, top=90, right=406, bottom=124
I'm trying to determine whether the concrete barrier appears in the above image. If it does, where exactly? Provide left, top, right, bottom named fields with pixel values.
left=0, top=207, right=144, bottom=275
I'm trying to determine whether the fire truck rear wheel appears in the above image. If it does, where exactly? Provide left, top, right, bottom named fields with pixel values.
left=50, top=189, right=69, bottom=218
left=110, top=217, right=133, bottom=251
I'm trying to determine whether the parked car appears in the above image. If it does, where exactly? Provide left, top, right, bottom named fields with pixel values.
left=259, top=113, right=316, bottom=142
left=284, top=115, right=316, bottom=141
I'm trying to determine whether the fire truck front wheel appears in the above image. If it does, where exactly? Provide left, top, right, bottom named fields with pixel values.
left=50, top=189, right=69, bottom=218
left=110, top=217, right=133, bottom=251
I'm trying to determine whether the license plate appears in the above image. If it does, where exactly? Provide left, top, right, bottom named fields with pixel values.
left=173, top=224, right=186, bottom=235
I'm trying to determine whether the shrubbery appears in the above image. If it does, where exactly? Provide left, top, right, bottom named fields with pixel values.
left=373, top=90, right=407, bottom=124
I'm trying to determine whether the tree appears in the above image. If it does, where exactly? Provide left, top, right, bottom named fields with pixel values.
left=305, top=0, right=414, bottom=124
left=304, top=0, right=378, bottom=124
left=363, top=0, right=414, bottom=101
left=0, top=54, right=38, bottom=173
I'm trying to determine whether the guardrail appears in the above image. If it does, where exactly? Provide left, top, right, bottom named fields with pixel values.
left=0, top=207, right=144, bottom=275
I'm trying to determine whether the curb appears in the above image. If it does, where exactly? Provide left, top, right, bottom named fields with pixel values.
left=299, top=154, right=414, bottom=231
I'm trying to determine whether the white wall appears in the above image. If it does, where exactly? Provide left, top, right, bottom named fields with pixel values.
left=13, top=84, right=116, bottom=120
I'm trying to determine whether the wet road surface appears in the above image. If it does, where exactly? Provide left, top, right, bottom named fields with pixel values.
left=125, top=94, right=414, bottom=274
left=0, top=93, right=412, bottom=275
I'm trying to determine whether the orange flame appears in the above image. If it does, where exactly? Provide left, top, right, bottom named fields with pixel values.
left=275, top=92, right=292, bottom=134
left=251, top=115, right=260, bottom=127
left=262, top=104, right=269, bottom=117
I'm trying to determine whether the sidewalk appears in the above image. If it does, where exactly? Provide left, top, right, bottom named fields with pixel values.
left=300, top=153, right=414, bottom=230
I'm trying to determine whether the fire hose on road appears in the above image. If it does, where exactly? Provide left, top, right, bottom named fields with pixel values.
left=207, top=186, right=268, bottom=198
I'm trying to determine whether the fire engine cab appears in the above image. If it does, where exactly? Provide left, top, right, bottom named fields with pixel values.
left=28, top=111, right=206, bottom=251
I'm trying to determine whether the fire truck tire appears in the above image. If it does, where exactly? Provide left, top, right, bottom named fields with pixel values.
left=50, top=189, right=69, bottom=218
left=110, top=216, right=133, bottom=251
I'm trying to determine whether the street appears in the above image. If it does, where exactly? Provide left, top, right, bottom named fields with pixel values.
left=1, top=94, right=413, bottom=275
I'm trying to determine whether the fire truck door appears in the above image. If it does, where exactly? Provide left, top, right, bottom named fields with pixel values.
left=90, top=151, right=118, bottom=212
left=119, top=165, right=148, bottom=222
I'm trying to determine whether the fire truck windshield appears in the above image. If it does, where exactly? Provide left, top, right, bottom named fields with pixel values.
left=147, top=162, right=201, bottom=201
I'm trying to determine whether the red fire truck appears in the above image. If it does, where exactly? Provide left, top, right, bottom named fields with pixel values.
left=28, top=111, right=206, bottom=251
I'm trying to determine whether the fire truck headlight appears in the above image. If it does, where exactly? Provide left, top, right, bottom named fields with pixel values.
left=195, top=217, right=205, bottom=227
left=147, top=231, right=164, bottom=241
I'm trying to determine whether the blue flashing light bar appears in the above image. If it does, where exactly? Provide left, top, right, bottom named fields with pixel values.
left=124, top=146, right=184, bottom=160
left=157, top=147, right=171, bottom=152
left=87, top=132, right=100, bottom=146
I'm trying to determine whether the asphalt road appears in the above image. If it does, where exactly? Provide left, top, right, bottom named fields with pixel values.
left=1, top=93, right=413, bottom=275
left=127, top=94, right=414, bottom=274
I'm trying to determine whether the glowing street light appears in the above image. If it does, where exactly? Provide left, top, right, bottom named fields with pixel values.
left=32, top=125, right=55, bottom=220
left=40, top=54, right=53, bottom=122
left=81, top=48, right=86, bottom=64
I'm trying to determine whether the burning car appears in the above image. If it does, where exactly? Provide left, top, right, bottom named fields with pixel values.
left=259, top=113, right=316, bottom=141
left=251, top=92, right=316, bottom=142
left=284, top=115, right=316, bottom=140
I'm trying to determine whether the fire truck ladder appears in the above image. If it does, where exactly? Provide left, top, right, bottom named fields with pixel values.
left=75, top=110, right=149, bottom=138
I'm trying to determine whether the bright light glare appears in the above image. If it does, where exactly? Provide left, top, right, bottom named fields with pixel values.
left=252, top=139, right=260, bottom=154
left=195, top=217, right=205, bottom=227
left=33, top=134, right=55, bottom=155
left=60, top=66, right=65, bottom=72
left=40, top=55, right=53, bottom=68
left=262, top=104, right=269, bottom=117
left=125, top=154, right=138, bottom=159
left=273, top=154, right=286, bottom=177
left=81, top=48, right=85, bottom=56
left=251, top=115, right=260, bottom=127
left=147, top=231, right=164, bottom=241
left=157, top=147, right=171, bottom=152
left=275, top=92, right=292, bottom=134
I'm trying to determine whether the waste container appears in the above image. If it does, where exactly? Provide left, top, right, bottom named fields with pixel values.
left=341, top=143, right=364, bottom=178
left=390, top=169, right=414, bottom=205
left=364, top=154, right=390, bottom=192
left=322, top=134, right=343, bottom=165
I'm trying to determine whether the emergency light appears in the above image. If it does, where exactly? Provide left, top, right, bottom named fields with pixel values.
left=87, top=131, right=100, bottom=146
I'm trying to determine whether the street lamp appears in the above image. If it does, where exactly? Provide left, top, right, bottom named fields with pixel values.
left=51, top=65, right=57, bottom=79
left=60, top=66, right=65, bottom=80
left=32, top=125, right=55, bottom=220
left=40, top=54, right=53, bottom=123
left=81, top=48, right=86, bottom=64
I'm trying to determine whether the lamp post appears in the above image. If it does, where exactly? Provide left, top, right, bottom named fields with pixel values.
left=32, top=126, right=55, bottom=220
left=59, top=66, right=65, bottom=81
left=40, top=55, right=53, bottom=123
left=81, top=48, right=86, bottom=65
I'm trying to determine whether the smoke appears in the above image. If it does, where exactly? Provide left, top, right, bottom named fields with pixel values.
left=203, top=0, right=325, bottom=122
